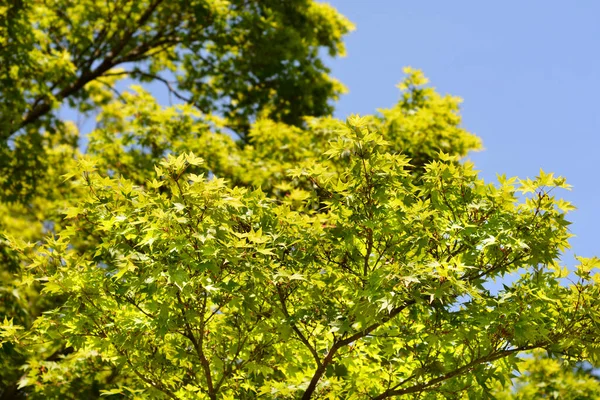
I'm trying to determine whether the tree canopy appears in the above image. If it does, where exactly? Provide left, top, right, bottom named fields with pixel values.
left=1, top=2, right=599, bottom=399
left=0, top=0, right=352, bottom=203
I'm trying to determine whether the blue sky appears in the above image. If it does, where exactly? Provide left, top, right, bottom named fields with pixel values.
left=325, top=1, right=600, bottom=267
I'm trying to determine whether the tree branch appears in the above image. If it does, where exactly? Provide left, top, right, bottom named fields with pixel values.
left=175, top=291, right=216, bottom=400
left=371, top=343, right=544, bottom=399
left=276, top=284, right=322, bottom=368
left=301, top=300, right=416, bottom=399
left=128, top=70, right=193, bottom=104
left=11, top=0, right=166, bottom=138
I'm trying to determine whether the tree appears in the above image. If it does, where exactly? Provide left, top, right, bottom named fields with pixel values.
left=1, top=0, right=352, bottom=140
left=0, top=0, right=353, bottom=202
left=0, top=1, right=352, bottom=397
left=1, top=63, right=599, bottom=398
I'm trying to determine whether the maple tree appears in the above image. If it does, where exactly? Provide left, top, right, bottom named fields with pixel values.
left=1, top=2, right=599, bottom=399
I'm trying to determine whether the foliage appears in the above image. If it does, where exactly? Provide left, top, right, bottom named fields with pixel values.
left=0, top=1, right=352, bottom=397
left=0, top=0, right=353, bottom=203
left=495, top=351, right=600, bottom=399
left=1, top=0, right=352, bottom=139
left=2, top=69, right=599, bottom=398
left=0, top=2, right=599, bottom=397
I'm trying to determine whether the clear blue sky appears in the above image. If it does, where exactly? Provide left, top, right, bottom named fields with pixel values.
left=325, top=1, right=600, bottom=267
